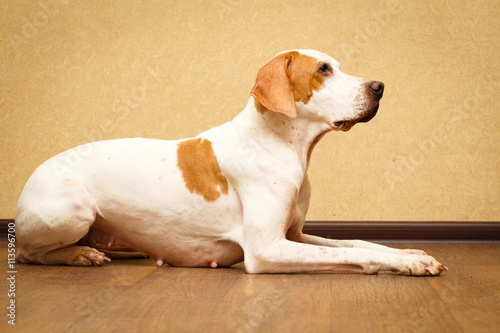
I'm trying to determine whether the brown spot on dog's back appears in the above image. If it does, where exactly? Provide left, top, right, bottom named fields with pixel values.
left=275, top=51, right=326, bottom=104
left=177, top=138, right=229, bottom=202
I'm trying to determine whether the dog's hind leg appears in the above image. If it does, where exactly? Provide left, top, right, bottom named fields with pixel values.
left=15, top=176, right=110, bottom=266
left=29, top=245, right=110, bottom=266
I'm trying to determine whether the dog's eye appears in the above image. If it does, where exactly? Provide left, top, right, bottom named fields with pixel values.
left=318, top=64, right=332, bottom=76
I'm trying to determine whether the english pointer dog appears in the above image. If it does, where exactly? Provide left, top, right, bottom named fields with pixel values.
left=15, top=50, right=447, bottom=275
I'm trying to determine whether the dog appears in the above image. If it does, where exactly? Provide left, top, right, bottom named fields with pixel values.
left=15, top=50, right=447, bottom=275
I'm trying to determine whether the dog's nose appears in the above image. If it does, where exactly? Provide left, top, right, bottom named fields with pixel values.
left=369, top=81, right=384, bottom=98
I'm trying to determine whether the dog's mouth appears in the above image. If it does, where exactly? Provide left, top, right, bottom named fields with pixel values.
left=333, top=121, right=356, bottom=132
left=358, top=104, right=379, bottom=123
left=333, top=104, right=379, bottom=132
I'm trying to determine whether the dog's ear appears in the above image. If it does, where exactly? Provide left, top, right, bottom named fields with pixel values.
left=250, top=57, right=297, bottom=119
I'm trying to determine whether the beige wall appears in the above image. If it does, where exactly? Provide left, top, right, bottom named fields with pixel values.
left=1, top=0, right=499, bottom=221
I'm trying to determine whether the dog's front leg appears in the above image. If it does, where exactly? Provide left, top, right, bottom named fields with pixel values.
left=242, top=208, right=446, bottom=275
left=294, top=233, right=428, bottom=256
left=244, top=238, right=446, bottom=275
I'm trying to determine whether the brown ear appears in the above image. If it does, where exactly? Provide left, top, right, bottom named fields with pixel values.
left=250, top=57, right=297, bottom=119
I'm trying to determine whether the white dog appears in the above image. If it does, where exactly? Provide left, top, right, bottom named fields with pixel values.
left=15, top=50, right=447, bottom=275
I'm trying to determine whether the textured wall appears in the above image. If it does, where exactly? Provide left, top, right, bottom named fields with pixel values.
left=1, top=0, right=499, bottom=221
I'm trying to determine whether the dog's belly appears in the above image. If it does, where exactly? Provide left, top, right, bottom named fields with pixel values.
left=85, top=181, right=245, bottom=267
left=88, top=217, right=245, bottom=267
left=153, top=238, right=245, bottom=267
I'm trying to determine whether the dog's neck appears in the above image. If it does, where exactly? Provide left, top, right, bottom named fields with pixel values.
left=232, top=98, right=332, bottom=172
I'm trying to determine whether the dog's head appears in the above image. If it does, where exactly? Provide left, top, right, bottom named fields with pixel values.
left=251, top=50, right=383, bottom=131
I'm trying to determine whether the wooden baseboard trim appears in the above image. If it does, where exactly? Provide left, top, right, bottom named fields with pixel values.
left=1, top=219, right=499, bottom=243
left=303, top=221, right=500, bottom=243
left=1, top=219, right=14, bottom=241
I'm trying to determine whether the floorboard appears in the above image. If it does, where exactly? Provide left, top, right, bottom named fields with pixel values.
left=1, top=243, right=499, bottom=332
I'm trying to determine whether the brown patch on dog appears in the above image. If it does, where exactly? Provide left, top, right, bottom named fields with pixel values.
left=251, top=51, right=326, bottom=118
left=275, top=51, right=326, bottom=104
left=251, top=57, right=296, bottom=118
left=177, top=138, right=229, bottom=202
left=254, top=99, right=268, bottom=115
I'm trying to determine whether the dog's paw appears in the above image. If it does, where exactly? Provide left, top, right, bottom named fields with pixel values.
left=400, top=255, right=447, bottom=276
left=67, top=246, right=111, bottom=266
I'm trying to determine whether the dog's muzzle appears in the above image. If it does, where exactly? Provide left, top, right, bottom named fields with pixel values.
left=358, top=81, right=384, bottom=123
left=333, top=81, right=384, bottom=131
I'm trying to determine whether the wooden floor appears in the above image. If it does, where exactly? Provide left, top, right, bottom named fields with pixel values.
left=1, top=243, right=499, bottom=333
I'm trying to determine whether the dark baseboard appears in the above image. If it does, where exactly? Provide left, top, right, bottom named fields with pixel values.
left=302, top=221, right=500, bottom=243
left=1, top=219, right=14, bottom=241
left=1, top=219, right=499, bottom=243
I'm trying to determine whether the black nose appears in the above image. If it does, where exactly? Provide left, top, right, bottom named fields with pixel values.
left=369, top=81, right=384, bottom=98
